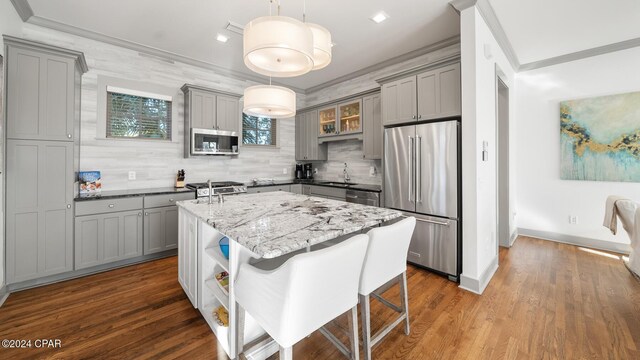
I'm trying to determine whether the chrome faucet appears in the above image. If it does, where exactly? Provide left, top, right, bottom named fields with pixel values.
left=343, top=163, right=351, bottom=183
left=207, top=180, right=213, bottom=204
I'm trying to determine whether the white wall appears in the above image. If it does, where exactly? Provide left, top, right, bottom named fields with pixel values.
left=515, top=47, right=640, bottom=253
left=0, top=1, right=23, bottom=56
left=459, top=6, right=516, bottom=294
left=19, top=24, right=303, bottom=191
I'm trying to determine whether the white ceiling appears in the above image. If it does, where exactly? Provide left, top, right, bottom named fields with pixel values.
left=489, top=0, right=640, bottom=65
left=27, top=0, right=460, bottom=90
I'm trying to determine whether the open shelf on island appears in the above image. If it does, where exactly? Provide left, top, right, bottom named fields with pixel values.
left=205, top=246, right=229, bottom=272
left=200, top=301, right=231, bottom=355
left=205, top=277, right=229, bottom=310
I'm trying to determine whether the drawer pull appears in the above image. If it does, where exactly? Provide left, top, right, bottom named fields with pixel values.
left=108, top=204, right=115, bottom=208
left=145, top=212, right=149, bottom=216
left=409, top=251, right=421, bottom=258
left=138, top=212, right=142, bottom=217
left=169, top=198, right=174, bottom=202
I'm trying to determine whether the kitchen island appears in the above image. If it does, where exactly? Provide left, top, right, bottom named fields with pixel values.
left=176, top=192, right=401, bottom=359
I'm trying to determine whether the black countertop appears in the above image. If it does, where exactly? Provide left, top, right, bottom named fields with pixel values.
left=247, top=179, right=382, bottom=193
left=74, top=187, right=196, bottom=201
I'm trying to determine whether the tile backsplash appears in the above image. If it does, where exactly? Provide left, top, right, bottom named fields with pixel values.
left=309, top=140, right=381, bottom=185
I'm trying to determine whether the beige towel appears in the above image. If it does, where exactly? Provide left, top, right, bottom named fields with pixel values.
left=604, top=195, right=626, bottom=235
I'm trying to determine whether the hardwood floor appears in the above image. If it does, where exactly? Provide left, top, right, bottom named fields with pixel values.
left=1, top=236, right=639, bottom=359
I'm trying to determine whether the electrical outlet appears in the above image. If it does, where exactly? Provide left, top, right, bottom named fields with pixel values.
left=128, top=171, right=136, bottom=181
left=569, top=215, right=578, bottom=224
left=282, top=168, right=288, bottom=175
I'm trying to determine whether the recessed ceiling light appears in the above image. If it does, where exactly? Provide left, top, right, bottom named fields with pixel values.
left=216, top=34, right=229, bottom=43
left=370, top=12, right=389, bottom=24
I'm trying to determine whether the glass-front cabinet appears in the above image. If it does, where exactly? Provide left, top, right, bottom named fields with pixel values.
left=318, top=105, right=338, bottom=137
left=338, top=99, right=362, bottom=134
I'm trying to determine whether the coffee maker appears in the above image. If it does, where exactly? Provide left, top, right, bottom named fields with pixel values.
left=303, top=163, right=313, bottom=180
left=295, top=164, right=304, bottom=180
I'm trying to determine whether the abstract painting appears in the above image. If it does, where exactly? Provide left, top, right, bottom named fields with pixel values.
left=560, top=91, right=640, bottom=182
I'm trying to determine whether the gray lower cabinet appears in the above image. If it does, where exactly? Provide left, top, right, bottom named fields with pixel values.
left=6, top=140, right=74, bottom=284
left=290, top=184, right=302, bottom=194
left=296, top=110, right=327, bottom=161
left=75, top=210, right=143, bottom=270
left=246, top=185, right=291, bottom=194
left=308, top=185, right=347, bottom=201
left=363, top=93, right=382, bottom=160
left=144, top=206, right=179, bottom=254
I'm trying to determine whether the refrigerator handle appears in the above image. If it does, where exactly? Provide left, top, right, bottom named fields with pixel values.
left=408, top=136, right=414, bottom=202
left=417, top=135, right=422, bottom=203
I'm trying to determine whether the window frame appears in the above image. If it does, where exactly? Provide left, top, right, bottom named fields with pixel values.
left=241, top=112, right=279, bottom=148
left=106, top=87, right=173, bottom=141
left=96, top=76, right=178, bottom=142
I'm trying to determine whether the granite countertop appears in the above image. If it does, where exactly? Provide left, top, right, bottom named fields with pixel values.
left=177, top=192, right=401, bottom=258
left=247, top=179, right=382, bottom=193
left=75, top=187, right=195, bottom=201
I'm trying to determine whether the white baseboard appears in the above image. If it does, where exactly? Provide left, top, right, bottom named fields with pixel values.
left=459, top=255, right=499, bottom=295
left=0, top=285, right=8, bottom=308
left=509, top=230, right=518, bottom=246
left=517, top=228, right=630, bottom=255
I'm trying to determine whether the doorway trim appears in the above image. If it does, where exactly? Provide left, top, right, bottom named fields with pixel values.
left=495, top=65, right=512, bottom=250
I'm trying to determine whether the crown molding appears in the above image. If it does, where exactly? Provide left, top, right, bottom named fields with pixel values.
left=305, top=35, right=461, bottom=94
left=375, top=53, right=461, bottom=84
left=474, top=0, right=520, bottom=71
left=9, top=0, right=33, bottom=22
left=519, top=36, right=640, bottom=71
left=449, top=0, right=477, bottom=13
left=22, top=14, right=307, bottom=94
left=3, top=34, right=88, bottom=73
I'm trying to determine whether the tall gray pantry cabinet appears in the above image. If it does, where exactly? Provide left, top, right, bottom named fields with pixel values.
left=4, top=36, right=88, bottom=284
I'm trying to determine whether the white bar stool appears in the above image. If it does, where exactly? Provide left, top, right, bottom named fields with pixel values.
left=235, top=234, right=369, bottom=360
left=359, top=217, right=416, bottom=360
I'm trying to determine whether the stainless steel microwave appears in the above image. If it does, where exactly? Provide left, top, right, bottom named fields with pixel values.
left=190, top=128, right=239, bottom=156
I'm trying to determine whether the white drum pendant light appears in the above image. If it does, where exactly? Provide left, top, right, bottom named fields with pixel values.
left=244, top=16, right=314, bottom=77
left=243, top=85, right=296, bottom=119
left=307, top=23, right=332, bottom=70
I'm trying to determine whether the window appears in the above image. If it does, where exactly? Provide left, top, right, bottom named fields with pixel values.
left=242, top=113, right=277, bottom=146
left=106, top=87, right=172, bottom=140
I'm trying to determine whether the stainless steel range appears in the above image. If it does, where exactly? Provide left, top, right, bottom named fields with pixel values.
left=186, top=181, right=247, bottom=198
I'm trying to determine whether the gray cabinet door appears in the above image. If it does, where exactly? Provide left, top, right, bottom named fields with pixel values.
left=437, top=62, right=461, bottom=118
left=6, top=140, right=73, bottom=283
left=417, top=63, right=461, bottom=120
left=363, top=94, right=382, bottom=160
left=7, top=48, right=74, bottom=141
left=295, top=113, right=307, bottom=161
left=75, top=210, right=143, bottom=270
left=216, top=95, right=239, bottom=132
left=305, top=110, right=327, bottom=161
left=417, top=70, right=438, bottom=120
left=144, top=205, right=179, bottom=254
left=382, top=76, right=416, bottom=126
left=190, top=90, right=216, bottom=129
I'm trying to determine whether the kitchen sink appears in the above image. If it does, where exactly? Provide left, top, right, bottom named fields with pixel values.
left=321, top=181, right=358, bottom=187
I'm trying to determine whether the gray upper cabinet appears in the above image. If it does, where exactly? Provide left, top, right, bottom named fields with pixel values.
left=382, top=75, right=416, bottom=126
left=181, top=84, right=240, bottom=132
left=4, top=36, right=88, bottom=141
left=216, top=95, right=240, bottom=133
left=382, top=62, right=460, bottom=126
left=6, top=140, right=74, bottom=283
left=189, top=90, right=217, bottom=129
left=75, top=209, right=143, bottom=270
left=363, top=93, right=382, bottom=160
left=296, top=109, right=327, bottom=161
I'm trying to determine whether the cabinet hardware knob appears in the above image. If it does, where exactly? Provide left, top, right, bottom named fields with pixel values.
left=67, top=204, right=71, bottom=209
left=418, top=115, right=422, bottom=119
left=145, top=212, right=149, bottom=216
left=138, top=212, right=142, bottom=216
left=412, top=115, right=416, bottom=119
left=67, top=134, right=72, bottom=138
left=108, top=204, right=115, bottom=208
left=169, top=199, right=174, bottom=202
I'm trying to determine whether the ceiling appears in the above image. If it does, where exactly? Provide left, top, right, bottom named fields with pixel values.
left=26, top=0, right=461, bottom=90
left=488, top=0, right=640, bottom=65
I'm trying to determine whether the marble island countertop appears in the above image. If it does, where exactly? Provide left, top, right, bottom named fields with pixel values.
left=176, top=192, right=401, bottom=258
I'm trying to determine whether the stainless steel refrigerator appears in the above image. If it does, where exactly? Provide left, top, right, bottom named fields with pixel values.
left=383, top=120, right=461, bottom=281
